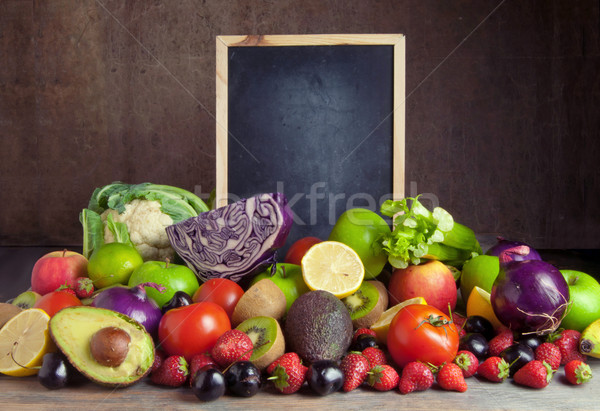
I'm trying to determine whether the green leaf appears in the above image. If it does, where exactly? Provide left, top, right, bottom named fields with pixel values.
left=105, top=213, right=134, bottom=247
left=79, top=209, right=104, bottom=259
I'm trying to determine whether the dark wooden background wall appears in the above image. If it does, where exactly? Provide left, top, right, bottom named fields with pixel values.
left=1, top=0, right=598, bottom=249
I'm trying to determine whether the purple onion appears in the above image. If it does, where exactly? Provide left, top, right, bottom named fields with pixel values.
left=166, top=193, right=293, bottom=283
left=491, top=246, right=569, bottom=335
left=92, top=282, right=164, bottom=337
left=485, top=237, right=542, bottom=262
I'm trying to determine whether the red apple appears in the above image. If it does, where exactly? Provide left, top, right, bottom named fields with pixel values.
left=388, top=260, right=457, bottom=313
left=31, top=249, right=88, bottom=295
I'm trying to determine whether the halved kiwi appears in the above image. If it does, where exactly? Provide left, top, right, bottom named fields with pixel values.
left=236, top=316, right=285, bottom=370
left=342, top=280, right=387, bottom=329
left=231, top=279, right=286, bottom=327
left=11, top=290, right=42, bottom=309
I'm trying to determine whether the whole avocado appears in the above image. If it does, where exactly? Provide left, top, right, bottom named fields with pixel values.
left=284, top=290, right=353, bottom=364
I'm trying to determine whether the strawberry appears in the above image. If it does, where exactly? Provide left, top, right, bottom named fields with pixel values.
left=452, top=313, right=467, bottom=338
left=488, top=329, right=513, bottom=357
left=535, top=342, right=561, bottom=371
left=477, top=356, right=509, bottom=382
left=453, top=350, right=479, bottom=378
left=362, top=347, right=387, bottom=368
left=564, top=360, right=592, bottom=385
left=367, top=364, right=399, bottom=391
left=398, top=361, right=434, bottom=394
left=353, top=328, right=377, bottom=343
left=151, top=349, right=166, bottom=373
left=56, top=284, right=76, bottom=296
left=548, top=329, right=587, bottom=365
left=513, top=360, right=554, bottom=389
left=437, top=362, right=467, bottom=392
left=210, top=329, right=253, bottom=368
left=75, top=277, right=94, bottom=299
left=340, top=353, right=370, bottom=392
left=189, top=352, right=217, bottom=384
left=151, top=355, right=189, bottom=387
left=267, top=353, right=308, bottom=394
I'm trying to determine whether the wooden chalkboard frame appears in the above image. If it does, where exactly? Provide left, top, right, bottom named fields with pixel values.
left=215, top=34, right=405, bottom=207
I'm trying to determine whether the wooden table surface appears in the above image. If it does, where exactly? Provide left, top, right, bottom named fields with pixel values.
left=1, top=359, right=599, bottom=411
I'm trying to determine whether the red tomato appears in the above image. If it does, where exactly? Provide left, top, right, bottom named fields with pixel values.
left=284, top=236, right=322, bottom=265
left=158, top=302, right=230, bottom=361
left=192, top=278, right=244, bottom=319
left=387, top=304, right=459, bottom=368
left=33, top=291, right=82, bottom=317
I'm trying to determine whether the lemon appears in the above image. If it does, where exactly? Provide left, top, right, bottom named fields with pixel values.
left=0, top=308, right=55, bottom=377
left=301, top=241, right=365, bottom=298
left=466, top=286, right=503, bottom=330
left=371, top=297, right=427, bottom=344
left=88, top=242, right=144, bottom=289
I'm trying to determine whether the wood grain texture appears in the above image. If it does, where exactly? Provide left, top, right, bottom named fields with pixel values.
left=1, top=360, right=599, bottom=410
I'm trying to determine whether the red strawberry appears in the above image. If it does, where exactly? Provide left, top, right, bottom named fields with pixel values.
left=353, top=328, right=377, bottom=342
left=437, top=363, right=467, bottom=392
left=151, top=349, right=166, bottom=373
left=452, top=313, right=467, bottom=338
left=267, top=353, right=308, bottom=394
left=535, top=342, right=561, bottom=371
left=189, top=352, right=217, bottom=384
left=513, top=360, right=554, bottom=389
left=151, top=355, right=189, bottom=387
left=367, top=364, right=399, bottom=391
left=75, top=277, right=94, bottom=299
left=453, top=350, right=479, bottom=378
left=210, top=329, right=253, bottom=368
left=477, top=356, right=509, bottom=382
left=340, top=353, right=370, bottom=392
left=548, top=329, right=587, bottom=365
left=398, top=361, right=434, bottom=394
left=564, top=360, right=592, bottom=385
left=488, top=329, right=514, bottom=357
left=362, top=347, right=387, bottom=368
left=267, top=352, right=302, bottom=374
left=56, top=284, right=76, bottom=296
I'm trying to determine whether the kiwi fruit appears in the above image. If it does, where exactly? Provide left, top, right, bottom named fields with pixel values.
left=236, top=316, right=285, bottom=370
left=342, top=281, right=387, bottom=329
left=0, top=303, right=22, bottom=329
left=231, top=279, right=286, bottom=327
left=11, top=290, right=42, bottom=309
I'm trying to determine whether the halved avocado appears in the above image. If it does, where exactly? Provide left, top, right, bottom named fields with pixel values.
left=49, top=306, right=154, bottom=387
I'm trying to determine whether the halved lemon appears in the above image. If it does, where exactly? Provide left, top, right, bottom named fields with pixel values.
left=0, top=308, right=56, bottom=377
left=371, top=296, right=427, bottom=344
left=466, top=286, right=503, bottom=330
left=301, top=241, right=365, bottom=298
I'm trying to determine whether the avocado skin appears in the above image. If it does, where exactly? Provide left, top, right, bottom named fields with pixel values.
left=284, top=290, right=353, bottom=364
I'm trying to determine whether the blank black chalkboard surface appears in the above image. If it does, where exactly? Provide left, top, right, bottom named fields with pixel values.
left=216, top=34, right=405, bottom=252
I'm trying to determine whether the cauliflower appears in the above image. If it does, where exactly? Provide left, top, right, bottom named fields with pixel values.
left=102, top=199, right=175, bottom=261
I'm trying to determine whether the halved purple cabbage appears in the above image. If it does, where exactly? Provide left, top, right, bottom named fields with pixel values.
left=166, top=193, right=292, bottom=283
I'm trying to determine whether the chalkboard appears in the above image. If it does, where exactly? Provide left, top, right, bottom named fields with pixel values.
left=216, top=34, right=405, bottom=253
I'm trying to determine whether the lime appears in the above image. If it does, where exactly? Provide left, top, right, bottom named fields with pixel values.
left=459, top=255, right=499, bottom=302
left=301, top=241, right=365, bottom=298
left=328, top=208, right=391, bottom=279
left=0, top=308, right=55, bottom=377
left=88, top=242, right=144, bottom=289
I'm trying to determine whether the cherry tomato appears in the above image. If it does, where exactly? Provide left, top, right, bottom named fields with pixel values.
left=192, top=278, right=244, bottom=319
left=158, top=302, right=230, bottom=361
left=387, top=304, right=459, bottom=368
left=284, top=237, right=322, bottom=265
left=33, top=291, right=82, bottom=317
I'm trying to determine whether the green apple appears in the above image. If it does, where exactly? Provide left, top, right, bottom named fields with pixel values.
left=128, top=260, right=200, bottom=307
left=328, top=208, right=391, bottom=279
left=459, top=255, right=500, bottom=301
left=560, top=269, right=600, bottom=332
left=251, top=263, right=309, bottom=312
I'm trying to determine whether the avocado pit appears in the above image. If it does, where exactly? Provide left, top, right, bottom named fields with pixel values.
left=90, top=326, right=131, bottom=367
